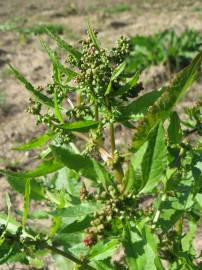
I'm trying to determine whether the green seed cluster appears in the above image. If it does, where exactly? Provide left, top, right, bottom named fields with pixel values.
left=27, top=98, right=41, bottom=115
left=110, top=36, right=131, bottom=64
left=83, top=186, right=138, bottom=247
left=76, top=37, right=111, bottom=103
left=83, top=124, right=103, bottom=155
left=66, top=103, right=93, bottom=120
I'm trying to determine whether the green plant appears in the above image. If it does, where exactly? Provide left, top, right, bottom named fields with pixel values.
left=127, top=29, right=202, bottom=74
left=0, top=24, right=202, bottom=269
left=103, top=4, right=131, bottom=14
left=0, top=22, right=64, bottom=35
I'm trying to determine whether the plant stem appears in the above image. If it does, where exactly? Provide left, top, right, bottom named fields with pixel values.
left=45, top=244, right=96, bottom=270
left=109, top=123, right=116, bottom=158
left=76, top=91, right=82, bottom=106
left=104, top=96, right=124, bottom=185
left=152, top=193, right=167, bottom=229
left=95, top=104, right=99, bottom=121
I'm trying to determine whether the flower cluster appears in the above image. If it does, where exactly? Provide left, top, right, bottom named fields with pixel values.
left=83, top=186, right=138, bottom=247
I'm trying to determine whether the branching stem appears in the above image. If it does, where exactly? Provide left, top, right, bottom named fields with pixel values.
left=45, top=244, right=96, bottom=270
left=104, top=96, right=124, bottom=185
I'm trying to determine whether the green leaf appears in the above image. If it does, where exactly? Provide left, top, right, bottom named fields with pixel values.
left=119, top=89, right=163, bottom=121
left=132, top=51, right=202, bottom=150
left=54, top=232, right=83, bottom=247
left=168, top=111, right=182, bottom=144
left=113, top=71, right=140, bottom=97
left=123, top=143, right=147, bottom=194
left=51, top=202, right=102, bottom=218
left=0, top=158, right=64, bottom=178
left=89, top=239, right=120, bottom=261
left=112, top=61, right=126, bottom=81
left=41, top=40, right=77, bottom=82
left=181, top=219, right=197, bottom=253
left=59, top=120, right=99, bottom=132
left=93, top=261, right=113, bottom=270
left=46, top=28, right=81, bottom=60
left=0, top=213, right=20, bottom=234
left=5, top=193, right=11, bottom=228
left=157, top=172, right=195, bottom=231
left=59, top=216, right=91, bottom=234
left=55, top=167, right=80, bottom=196
left=9, top=65, right=54, bottom=108
left=22, top=179, right=30, bottom=227
left=141, top=123, right=167, bottom=193
left=54, top=90, right=64, bottom=124
left=195, top=193, right=202, bottom=209
left=105, top=61, right=126, bottom=95
left=13, top=133, right=55, bottom=151
left=51, top=145, right=111, bottom=187
left=87, top=22, right=101, bottom=50
left=6, top=176, right=44, bottom=200
left=123, top=224, right=161, bottom=270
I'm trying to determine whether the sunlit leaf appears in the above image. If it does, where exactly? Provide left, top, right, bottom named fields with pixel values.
left=9, top=65, right=54, bottom=108
left=132, top=51, right=202, bottom=150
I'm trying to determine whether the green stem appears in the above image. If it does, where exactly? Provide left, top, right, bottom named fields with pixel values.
left=95, top=104, right=99, bottom=121
left=4, top=232, right=96, bottom=270
left=45, top=244, right=96, bottom=270
left=109, top=123, right=116, bottom=158
left=76, top=91, right=82, bottom=106
left=104, top=96, right=124, bottom=185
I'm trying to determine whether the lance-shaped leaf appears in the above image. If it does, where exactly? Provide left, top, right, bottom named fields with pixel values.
left=50, top=145, right=111, bottom=188
left=87, top=22, right=101, bottom=50
left=54, top=90, right=64, bottom=123
left=132, top=51, right=202, bottom=150
left=59, top=120, right=99, bottom=132
left=51, top=202, right=102, bottom=218
left=168, top=111, right=182, bottom=144
left=89, top=239, right=120, bottom=261
left=46, top=28, right=81, bottom=60
left=0, top=158, right=64, bottom=178
left=105, top=61, right=126, bottom=95
left=6, top=176, right=45, bottom=200
left=113, top=71, right=140, bottom=97
left=119, top=89, right=163, bottom=121
left=123, top=224, right=163, bottom=270
left=9, top=65, right=54, bottom=108
left=41, top=40, right=77, bottom=82
left=0, top=213, right=20, bottom=234
left=157, top=171, right=195, bottom=231
left=123, top=142, right=147, bottom=194
left=141, top=123, right=167, bottom=193
left=13, top=133, right=55, bottom=151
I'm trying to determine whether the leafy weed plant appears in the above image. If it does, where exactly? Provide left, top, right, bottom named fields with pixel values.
left=0, top=24, right=202, bottom=269
left=127, top=29, right=202, bottom=74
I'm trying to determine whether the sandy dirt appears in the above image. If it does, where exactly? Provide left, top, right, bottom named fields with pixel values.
left=0, top=0, right=202, bottom=269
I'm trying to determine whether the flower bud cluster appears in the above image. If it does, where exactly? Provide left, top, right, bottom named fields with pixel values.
left=27, top=98, right=41, bottom=115
left=83, top=186, right=138, bottom=246
left=110, top=36, right=131, bottom=64
left=76, top=37, right=111, bottom=102
left=66, top=103, right=93, bottom=120
left=83, top=124, right=103, bottom=155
